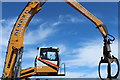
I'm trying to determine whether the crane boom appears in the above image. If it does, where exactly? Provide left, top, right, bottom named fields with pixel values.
left=64, top=0, right=108, bottom=37
left=64, top=0, right=119, bottom=79
left=2, top=1, right=43, bottom=78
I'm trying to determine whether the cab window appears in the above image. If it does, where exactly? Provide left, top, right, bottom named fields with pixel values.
left=40, top=50, right=58, bottom=61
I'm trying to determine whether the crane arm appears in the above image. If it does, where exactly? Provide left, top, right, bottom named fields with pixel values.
left=2, top=1, right=45, bottom=79
left=64, top=0, right=119, bottom=79
left=64, top=0, right=108, bottom=38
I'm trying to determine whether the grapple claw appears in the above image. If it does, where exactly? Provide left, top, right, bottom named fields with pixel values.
left=98, top=56, right=119, bottom=80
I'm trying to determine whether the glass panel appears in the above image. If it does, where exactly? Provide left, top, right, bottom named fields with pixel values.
left=40, top=50, right=58, bottom=61
left=47, top=52, right=56, bottom=60
left=42, top=52, right=47, bottom=59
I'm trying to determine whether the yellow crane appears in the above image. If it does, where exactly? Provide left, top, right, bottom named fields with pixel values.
left=2, top=0, right=119, bottom=80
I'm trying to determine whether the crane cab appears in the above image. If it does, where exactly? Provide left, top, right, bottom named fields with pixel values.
left=20, top=47, right=65, bottom=78
left=35, top=47, right=60, bottom=75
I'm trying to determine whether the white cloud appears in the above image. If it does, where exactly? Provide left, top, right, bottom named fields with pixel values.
left=0, top=20, right=2, bottom=51
left=56, top=44, right=67, bottom=54
left=1, top=14, right=85, bottom=46
left=30, top=17, right=42, bottom=24
left=0, top=17, right=58, bottom=48
left=24, top=14, right=85, bottom=45
left=65, top=71, right=98, bottom=78
left=65, top=39, right=118, bottom=68
left=110, top=40, right=118, bottom=57
left=0, top=19, right=5, bottom=23
left=58, top=14, right=85, bottom=23
left=1, top=17, right=17, bottom=47
left=23, top=49, right=37, bottom=59
left=24, top=22, right=57, bottom=44
left=0, top=17, right=56, bottom=46
left=43, top=70, right=102, bottom=78
left=52, top=21, right=61, bottom=26
left=21, top=63, right=34, bottom=70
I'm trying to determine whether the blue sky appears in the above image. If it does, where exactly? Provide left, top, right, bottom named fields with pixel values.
left=1, top=2, right=119, bottom=78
